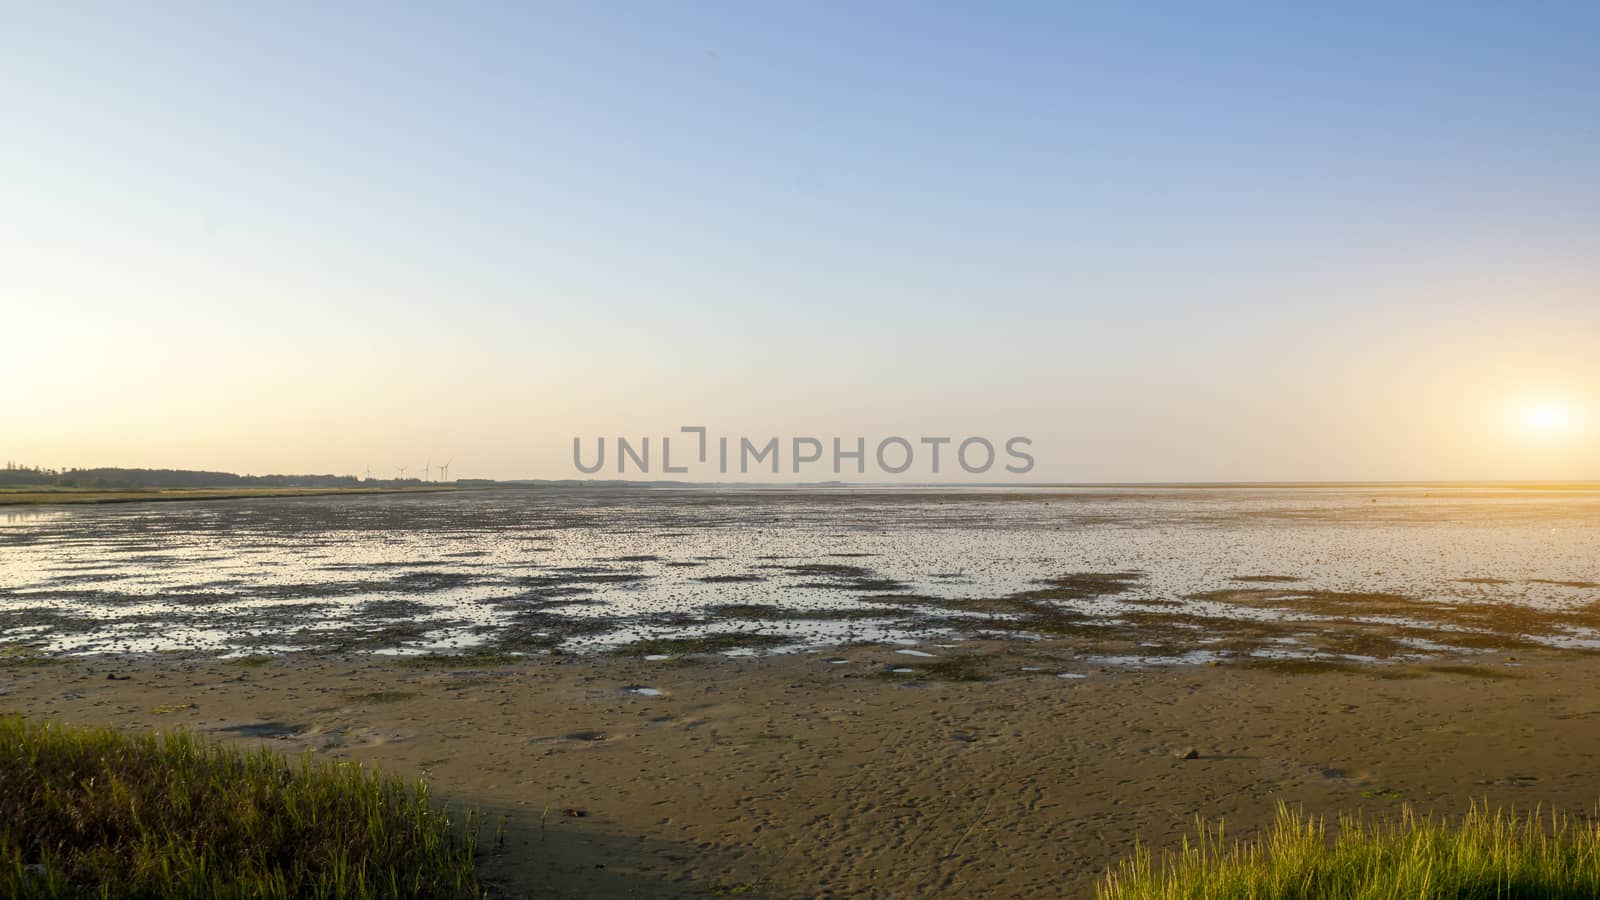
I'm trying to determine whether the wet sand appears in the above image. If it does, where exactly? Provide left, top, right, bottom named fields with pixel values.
left=6, top=646, right=1599, bottom=898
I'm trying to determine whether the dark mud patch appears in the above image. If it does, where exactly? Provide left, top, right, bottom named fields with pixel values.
left=707, top=603, right=909, bottom=622
left=217, top=721, right=303, bottom=739
left=393, top=652, right=517, bottom=670
left=358, top=599, right=435, bottom=619
left=768, top=563, right=908, bottom=593
left=513, top=568, right=651, bottom=590
left=1242, top=658, right=1520, bottom=680
left=1232, top=575, right=1305, bottom=584
left=1023, top=572, right=1145, bottom=601
left=344, top=690, right=418, bottom=703
left=484, top=608, right=615, bottom=653
left=1196, top=588, right=1600, bottom=641
left=905, top=582, right=1568, bottom=667
left=629, top=612, right=709, bottom=629
left=614, top=632, right=791, bottom=657
left=252, top=615, right=459, bottom=653
left=0, top=607, right=103, bottom=635
left=320, top=561, right=447, bottom=571
left=1424, top=663, right=1522, bottom=679
left=875, top=654, right=995, bottom=683
left=1239, top=658, right=1425, bottom=678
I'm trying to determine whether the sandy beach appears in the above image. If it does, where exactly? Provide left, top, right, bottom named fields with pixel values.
left=6, top=645, right=1597, bottom=897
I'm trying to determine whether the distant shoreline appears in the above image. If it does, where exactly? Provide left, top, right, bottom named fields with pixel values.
left=0, top=486, right=462, bottom=507
left=7, top=481, right=1600, bottom=508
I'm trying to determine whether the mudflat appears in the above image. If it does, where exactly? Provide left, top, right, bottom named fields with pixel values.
left=5, top=646, right=1596, bottom=898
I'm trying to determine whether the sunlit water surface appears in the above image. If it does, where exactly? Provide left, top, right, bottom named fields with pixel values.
left=2, top=486, right=1597, bottom=663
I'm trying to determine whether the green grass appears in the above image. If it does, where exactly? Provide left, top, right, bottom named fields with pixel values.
left=0, top=645, right=61, bottom=669
left=1100, top=801, right=1600, bottom=899
left=0, top=717, right=482, bottom=898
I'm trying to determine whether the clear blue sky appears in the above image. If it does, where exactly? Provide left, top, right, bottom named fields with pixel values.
left=4, top=3, right=1597, bottom=480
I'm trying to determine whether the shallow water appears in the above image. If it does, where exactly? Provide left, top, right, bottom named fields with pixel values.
left=2, top=485, right=1598, bottom=662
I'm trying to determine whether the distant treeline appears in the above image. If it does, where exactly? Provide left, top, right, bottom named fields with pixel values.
left=0, top=464, right=407, bottom=489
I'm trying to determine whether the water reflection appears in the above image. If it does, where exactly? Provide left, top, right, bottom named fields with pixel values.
left=0, top=486, right=1597, bottom=661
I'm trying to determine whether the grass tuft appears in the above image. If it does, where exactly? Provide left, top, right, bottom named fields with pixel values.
left=0, top=717, right=482, bottom=898
left=1100, top=800, right=1600, bottom=899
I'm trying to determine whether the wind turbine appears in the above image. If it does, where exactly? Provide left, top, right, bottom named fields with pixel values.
left=420, top=461, right=431, bottom=482
left=437, top=458, right=452, bottom=482
left=395, top=465, right=408, bottom=480
left=363, top=465, right=374, bottom=481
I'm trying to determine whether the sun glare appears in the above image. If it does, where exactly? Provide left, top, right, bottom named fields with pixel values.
left=1521, top=405, right=1572, bottom=434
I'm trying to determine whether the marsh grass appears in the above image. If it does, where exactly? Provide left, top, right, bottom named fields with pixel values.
left=1100, top=801, right=1600, bottom=899
left=0, top=717, right=482, bottom=898
left=0, top=645, right=60, bottom=669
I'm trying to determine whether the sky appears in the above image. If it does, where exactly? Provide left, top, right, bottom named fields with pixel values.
left=3, top=2, right=1597, bottom=482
